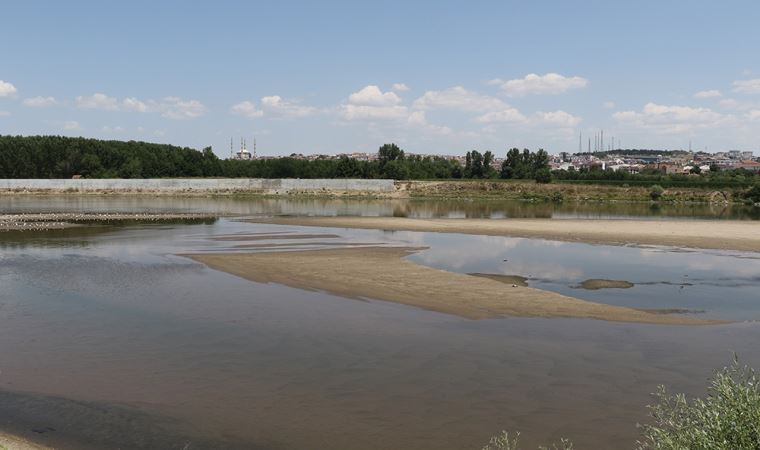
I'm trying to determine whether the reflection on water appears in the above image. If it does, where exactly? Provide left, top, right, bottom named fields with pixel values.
left=1, top=199, right=760, bottom=449
left=1, top=194, right=759, bottom=220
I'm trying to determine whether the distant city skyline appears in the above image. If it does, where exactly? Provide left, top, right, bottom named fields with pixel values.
left=2, top=1, right=760, bottom=156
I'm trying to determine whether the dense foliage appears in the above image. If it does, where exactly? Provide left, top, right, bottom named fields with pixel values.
left=0, top=136, right=550, bottom=181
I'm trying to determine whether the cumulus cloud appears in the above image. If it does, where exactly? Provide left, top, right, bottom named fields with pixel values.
left=122, top=97, right=149, bottom=112
left=694, top=89, right=722, bottom=99
left=0, top=80, right=17, bottom=97
left=348, top=85, right=402, bottom=106
left=392, top=83, right=410, bottom=92
left=531, top=110, right=582, bottom=128
left=475, top=108, right=526, bottom=124
left=341, top=104, right=409, bottom=121
left=495, top=73, right=588, bottom=96
left=232, top=96, right=317, bottom=119
left=76, top=93, right=120, bottom=110
left=231, top=100, right=264, bottom=118
left=405, top=110, right=452, bottom=135
left=23, top=96, right=58, bottom=107
left=260, top=95, right=316, bottom=117
left=158, top=97, right=206, bottom=119
left=746, top=110, right=760, bottom=121
left=733, top=78, right=760, bottom=94
left=603, top=101, right=616, bottom=109
left=413, top=86, right=508, bottom=112
left=338, top=85, right=410, bottom=121
left=613, top=102, right=729, bottom=134
left=76, top=93, right=206, bottom=119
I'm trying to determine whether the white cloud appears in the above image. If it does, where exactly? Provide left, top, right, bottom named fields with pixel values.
left=122, top=97, right=149, bottom=112
left=348, top=85, right=402, bottom=106
left=76, top=93, right=120, bottom=110
left=158, top=97, right=206, bottom=119
left=694, top=89, right=722, bottom=99
left=260, top=95, right=316, bottom=117
left=76, top=93, right=205, bottom=119
left=603, top=101, right=616, bottom=109
left=231, top=100, right=264, bottom=118
left=0, top=80, right=17, bottom=97
left=0, top=111, right=10, bottom=117
left=496, top=73, right=588, bottom=96
left=531, top=110, right=582, bottom=128
left=62, top=120, right=80, bottom=130
left=23, top=96, right=58, bottom=107
left=613, top=102, right=729, bottom=134
left=392, top=83, right=410, bottom=92
left=733, top=78, right=760, bottom=94
left=746, top=110, right=760, bottom=121
left=475, top=108, right=526, bottom=124
left=413, top=86, right=508, bottom=112
left=406, top=110, right=452, bottom=135
left=340, top=104, right=409, bottom=121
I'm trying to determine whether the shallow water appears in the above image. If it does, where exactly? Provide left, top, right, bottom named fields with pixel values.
left=1, top=196, right=760, bottom=449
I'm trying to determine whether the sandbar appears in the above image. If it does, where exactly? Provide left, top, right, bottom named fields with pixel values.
left=248, top=216, right=760, bottom=253
left=578, top=279, right=635, bottom=290
left=185, top=247, right=721, bottom=325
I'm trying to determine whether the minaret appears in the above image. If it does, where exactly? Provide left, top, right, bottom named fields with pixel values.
left=230, top=137, right=233, bottom=158
left=253, top=137, right=257, bottom=158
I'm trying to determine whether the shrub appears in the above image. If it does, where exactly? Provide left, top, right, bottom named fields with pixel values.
left=550, top=191, right=564, bottom=203
left=742, top=183, right=760, bottom=204
left=481, top=431, right=573, bottom=450
left=637, top=356, right=760, bottom=450
left=650, top=184, right=664, bottom=201
left=534, top=168, right=552, bottom=184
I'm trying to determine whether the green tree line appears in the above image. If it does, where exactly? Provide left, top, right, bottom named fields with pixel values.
left=0, top=136, right=550, bottom=181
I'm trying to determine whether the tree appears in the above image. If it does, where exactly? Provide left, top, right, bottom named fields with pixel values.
left=378, top=143, right=404, bottom=165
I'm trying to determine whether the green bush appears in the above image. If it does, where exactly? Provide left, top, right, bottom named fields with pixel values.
left=637, top=356, right=760, bottom=449
left=534, top=168, right=552, bottom=184
left=743, top=183, right=760, bottom=204
left=650, top=184, right=665, bottom=201
left=550, top=191, right=564, bottom=203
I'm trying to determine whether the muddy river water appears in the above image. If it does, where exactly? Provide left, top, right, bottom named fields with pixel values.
left=1, top=196, right=759, bottom=449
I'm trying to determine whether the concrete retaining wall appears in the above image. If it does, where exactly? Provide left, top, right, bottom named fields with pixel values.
left=0, top=178, right=396, bottom=194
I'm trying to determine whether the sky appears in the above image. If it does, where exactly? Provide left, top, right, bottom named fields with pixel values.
left=1, top=0, right=760, bottom=157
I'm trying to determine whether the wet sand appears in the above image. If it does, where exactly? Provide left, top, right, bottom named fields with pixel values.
left=185, top=247, right=720, bottom=325
left=469, top=273, right=529, bottom=287
left=250, top=216, right=760, bottom=252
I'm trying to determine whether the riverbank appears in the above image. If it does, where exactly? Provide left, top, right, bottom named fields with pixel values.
left=249, top=216, right=760, bottom=253
left=185, top=247, right=719, bottom=325
left=0, top=179, right=751, bottom=204
left=0, top=213, right=218, bottom=231
left=0, top=433, right=50, bottom=450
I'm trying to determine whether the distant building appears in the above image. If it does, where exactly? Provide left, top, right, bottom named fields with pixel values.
left=230, top=137, right=256, bottom=161
left=727, top=150, right=742, bottom=159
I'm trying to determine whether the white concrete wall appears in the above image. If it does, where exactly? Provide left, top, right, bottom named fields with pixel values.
left=0, top=178, right=396, bottom=194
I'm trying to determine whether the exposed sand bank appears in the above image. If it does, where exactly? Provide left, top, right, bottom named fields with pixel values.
left=0, top=433, right=51, bottom=450
left=185, top=247, right=721, bottom=325
left=578, top=279, right=635, bottom=290
left=249, top=216, right=760, bottom=252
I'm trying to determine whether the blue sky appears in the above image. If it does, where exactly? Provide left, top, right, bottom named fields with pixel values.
left=1, top=0, right=759, bottom=157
